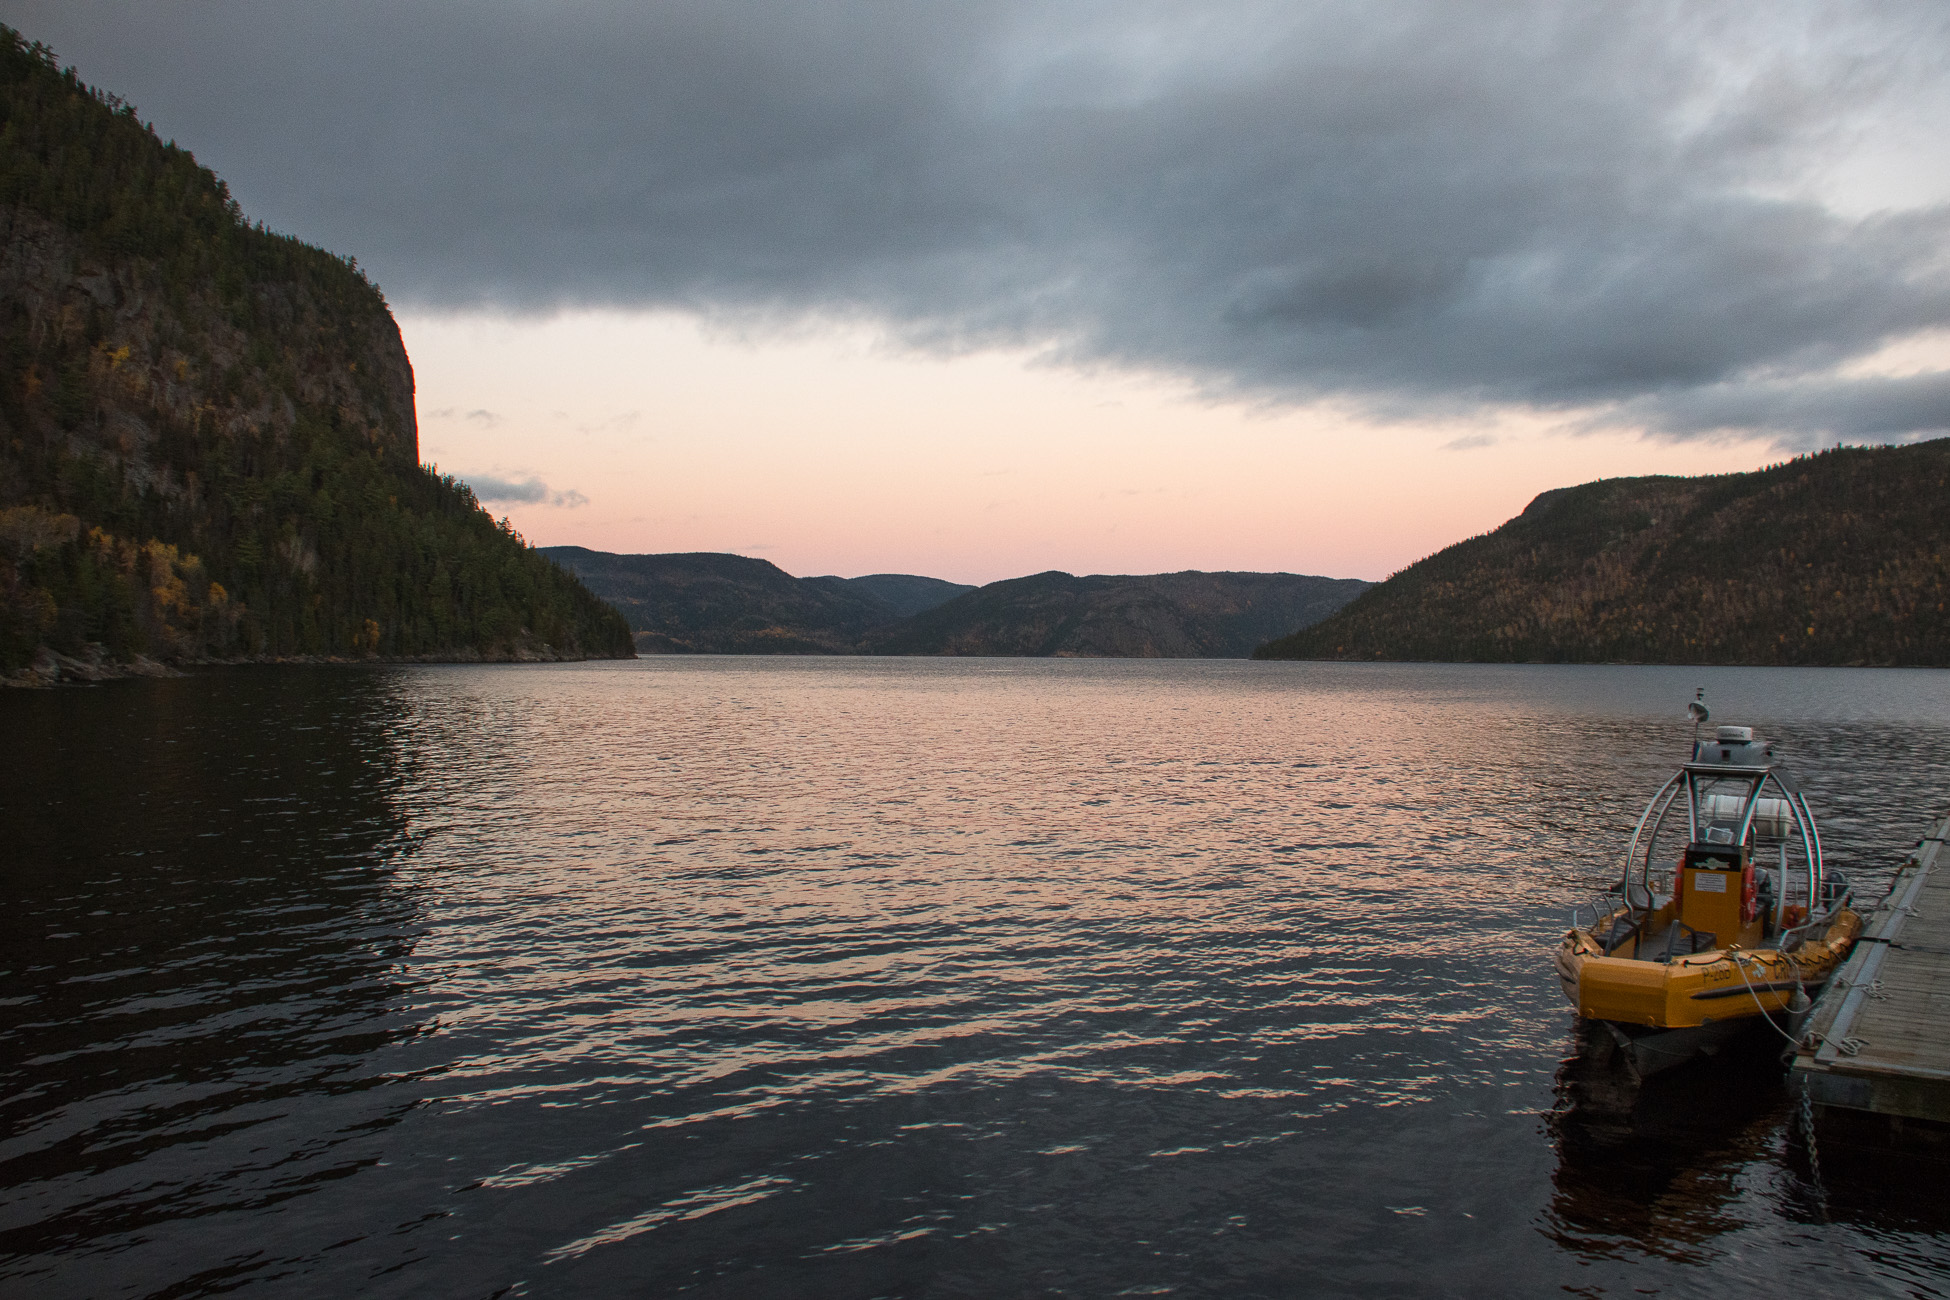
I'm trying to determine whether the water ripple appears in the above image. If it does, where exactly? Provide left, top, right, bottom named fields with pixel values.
left=4, top=660, right=1950, bottom=1297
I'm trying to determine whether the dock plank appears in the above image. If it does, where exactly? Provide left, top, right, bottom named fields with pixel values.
left=1792, top=817, right=1950, bottom=1132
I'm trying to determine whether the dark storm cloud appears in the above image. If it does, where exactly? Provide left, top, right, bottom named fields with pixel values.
left=12, top=0, right=1950, bottom=442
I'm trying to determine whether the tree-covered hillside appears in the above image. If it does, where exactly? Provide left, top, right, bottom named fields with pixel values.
left=0, top=27, right=633, bottom=672
left=868, top=569, right=1370, bottom=658
left=1255, top=441, right=1950, bottom=665
left=541, top=548, right=911, bottom=654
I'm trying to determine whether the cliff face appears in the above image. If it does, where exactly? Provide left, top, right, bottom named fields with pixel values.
left=0, top=29, right=633, bottom=671
left=1255, top=440, right=1950, bottom=666
left=2, top=205, right=418, bottom=481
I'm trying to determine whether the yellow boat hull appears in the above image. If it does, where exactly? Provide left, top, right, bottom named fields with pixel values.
left=1554, top=908, right=1861, bottom=1030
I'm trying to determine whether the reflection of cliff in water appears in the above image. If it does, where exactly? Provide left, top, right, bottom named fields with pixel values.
left=0, top=668, right=429, bottom=1267
left=1543, top=1023, right=1797, bottom=1262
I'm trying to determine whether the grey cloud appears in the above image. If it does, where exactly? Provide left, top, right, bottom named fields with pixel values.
left=1601, top=370, right=1950, bottom=446
left=462, top=475, right=546, bottom=504
left=461, top=474, right=588, bottom=508
left=425, top=407, right=501, bottom=424
left=13, top=0, right=1950, bottom=439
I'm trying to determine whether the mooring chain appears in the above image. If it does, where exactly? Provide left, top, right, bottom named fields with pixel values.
left=1725, top=950, right=1833, bottom=1212
left=1798, top=1074, right=1826, bottom=1210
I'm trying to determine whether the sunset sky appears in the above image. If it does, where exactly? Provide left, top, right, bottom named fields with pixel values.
left=11, top=1, right=1949, bottom=584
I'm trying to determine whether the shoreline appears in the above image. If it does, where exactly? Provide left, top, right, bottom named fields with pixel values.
left=5, top=643, right=638, bottom=688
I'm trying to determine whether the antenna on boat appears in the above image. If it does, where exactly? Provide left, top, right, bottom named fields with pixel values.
left=1687, top=688, right=1709, bottom=759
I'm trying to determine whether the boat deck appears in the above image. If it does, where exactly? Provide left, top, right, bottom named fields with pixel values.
left=1608, top=911, right=1718, bottom=961
left=1791, top=816, right=1950, bottom=1143
left=1631, top=919, right=1715, bottom=960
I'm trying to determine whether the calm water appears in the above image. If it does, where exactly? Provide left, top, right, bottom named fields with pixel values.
left=5, top=659, right=1950, bottom=1298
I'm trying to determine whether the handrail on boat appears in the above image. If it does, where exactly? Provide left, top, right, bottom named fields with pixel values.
left=1776, top=872, right=1853, bottom=950
left=1617, top=756, right=1832, bottom=942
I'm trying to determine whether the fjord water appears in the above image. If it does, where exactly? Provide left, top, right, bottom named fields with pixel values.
left=5, top=660, right=1950, bottom=1298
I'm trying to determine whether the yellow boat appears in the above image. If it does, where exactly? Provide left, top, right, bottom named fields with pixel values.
left=1553, top=700, right=1860, bottom=1076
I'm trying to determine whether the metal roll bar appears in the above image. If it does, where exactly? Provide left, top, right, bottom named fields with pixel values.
left=1612, top=759, right=1828, bottom=937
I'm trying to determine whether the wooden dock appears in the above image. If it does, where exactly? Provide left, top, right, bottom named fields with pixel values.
left=1791, top=815, right=1950, bottom=1149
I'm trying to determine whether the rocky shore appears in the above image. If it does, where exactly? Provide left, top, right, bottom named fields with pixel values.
left=6, top=639, right=627, bottom=687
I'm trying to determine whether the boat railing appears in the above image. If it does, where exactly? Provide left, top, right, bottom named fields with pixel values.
left=1822, top=867, right=1852, bottom=909
left=1571, top=891, right=1638, bottom=949
left=1777, top=871, right=1854, bottom=950
left=1572, top=881, right=1673, bottom=955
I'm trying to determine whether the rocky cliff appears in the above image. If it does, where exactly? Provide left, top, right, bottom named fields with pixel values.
left=0, top=28, right=634, bottom=674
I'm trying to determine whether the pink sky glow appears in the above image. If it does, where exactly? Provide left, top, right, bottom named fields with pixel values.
left=407, top=311, right=1807, bottom=587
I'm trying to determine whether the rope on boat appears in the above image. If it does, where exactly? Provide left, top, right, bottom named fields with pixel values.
left=1727, top=949, right=1812, bottom=1050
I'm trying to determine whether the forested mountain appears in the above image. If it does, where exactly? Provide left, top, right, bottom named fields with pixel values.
left=539, top=548, right=935, bottom=654
left=545, top=548, right=1365, bottom=658
left=823, top=572, right=975, bottom=619
left=867, top=570, right=1370, bottom=657
left=0, top=28, right=633, bottom=675
left=1255, top=441, right=1950, bottom=665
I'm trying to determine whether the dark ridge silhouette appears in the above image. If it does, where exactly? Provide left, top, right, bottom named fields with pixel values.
left=540, top=548, right=903, bottom=654
left=869, top=569, right=1370, bottom=658
left=546, top=548, right=1369, bottom=658
left=1256, top=440, right=1950, bottom=665
left=820, top=572, right=975, bottom=620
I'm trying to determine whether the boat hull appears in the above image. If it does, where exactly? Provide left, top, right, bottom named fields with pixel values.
left=1555, top=909, right=1860, bottom=1036
left=1595, top=1017, right=1772, bottom=1078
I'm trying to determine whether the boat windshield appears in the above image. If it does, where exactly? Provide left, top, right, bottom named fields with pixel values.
left=1690, top=773, right=1763, bottom=845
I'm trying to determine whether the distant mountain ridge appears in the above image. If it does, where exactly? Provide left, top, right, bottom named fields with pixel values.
left=823, top=573, right=976, bottom=619
left=1255, top=440, right=1950, bottom=665
left=536, top=548, right=893, bottom=654
left=866, top=569, right=1371, bottom=658
left=543, top=547, right=1368, bottom=657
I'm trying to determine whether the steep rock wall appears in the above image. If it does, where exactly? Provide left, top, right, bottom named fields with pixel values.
left=0, top=29, right=634, bottom=672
